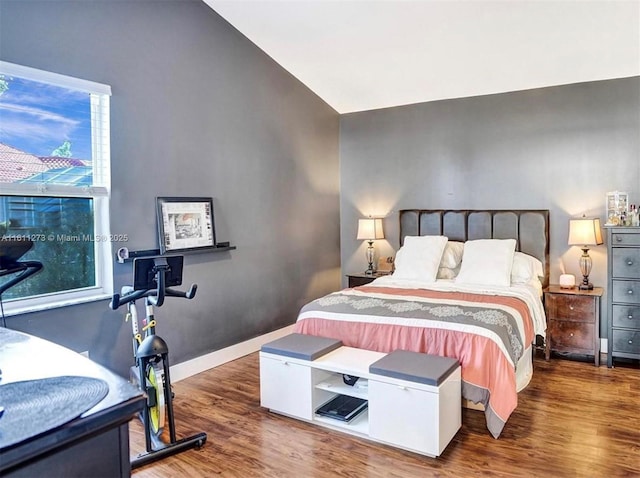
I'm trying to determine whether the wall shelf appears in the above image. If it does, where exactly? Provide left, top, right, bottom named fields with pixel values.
left=116, top=245, right=236, bottom=263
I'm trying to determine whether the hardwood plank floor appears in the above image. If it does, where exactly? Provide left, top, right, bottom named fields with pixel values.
left=130, top=352, right=639, bottom=477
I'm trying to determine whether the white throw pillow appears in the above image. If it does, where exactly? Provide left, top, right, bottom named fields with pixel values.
left=511, top=252, right=544, bottom=285
left=439, top=241, right=464, bottom=269
left=393, top=235, right=449, bottom=282
left=455, top=239, right=516, bottom=287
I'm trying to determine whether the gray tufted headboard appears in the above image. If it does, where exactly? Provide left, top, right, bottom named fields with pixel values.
left=399, top=209, right=550, bottom=288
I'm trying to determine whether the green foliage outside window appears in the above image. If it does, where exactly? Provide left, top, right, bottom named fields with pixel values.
left=0, top=196, right=96, bottom=300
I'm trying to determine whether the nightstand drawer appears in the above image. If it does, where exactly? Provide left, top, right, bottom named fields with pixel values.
left=611, top=233, right=640, bottom=247
left=612, top=305, right=640, bottom=329
left=548, top=321, right=594, bottom=351
left=612, top=248, right=640, bottom=278
left=611, top=280, right=640, bottom=304
left=545, top=294, right=595, bottom=322
left=348, top=275, right=376, bottom=287
left=347, top=272, right=390, bottom=288
left=611, top=329, right=640, bottom=355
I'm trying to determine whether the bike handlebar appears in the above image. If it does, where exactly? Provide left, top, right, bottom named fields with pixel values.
left=110, top=288, right=146, bottom=310
left=110, top=283, right=197, bottom=310
left=109, top=255, right=197, bottom=310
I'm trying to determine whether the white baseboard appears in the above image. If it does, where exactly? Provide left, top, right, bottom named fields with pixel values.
left=170, top=324, right=295, bottom=382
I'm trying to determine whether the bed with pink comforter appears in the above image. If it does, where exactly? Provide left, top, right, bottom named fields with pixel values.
left=294, top=278, right=546, bottom=438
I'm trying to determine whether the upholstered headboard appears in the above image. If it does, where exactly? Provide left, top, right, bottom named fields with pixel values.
left=399, top=209, right=550, bottom=288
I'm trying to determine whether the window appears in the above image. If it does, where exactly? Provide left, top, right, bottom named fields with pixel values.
left=0, top=61, right=112, bottom=314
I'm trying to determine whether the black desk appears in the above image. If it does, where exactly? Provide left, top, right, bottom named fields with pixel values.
left=0, top=328, right=145, bottom=477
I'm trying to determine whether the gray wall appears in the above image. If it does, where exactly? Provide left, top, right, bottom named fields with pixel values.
left=0, top=0, right=340, bottom=376
left=2, top=0, right=637, bottom=371
left=340, top=77, right=640, bottom=335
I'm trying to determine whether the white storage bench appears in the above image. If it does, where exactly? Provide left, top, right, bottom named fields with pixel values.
left=260, top=334, right=461, bottom=457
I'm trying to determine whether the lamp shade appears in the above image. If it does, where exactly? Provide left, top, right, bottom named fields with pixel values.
left=568, top=217, right=603, bottom=246
left=357, top=218, right=384, bottom=240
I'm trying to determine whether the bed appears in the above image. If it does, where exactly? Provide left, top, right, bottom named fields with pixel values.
left=294, top=209, right=549, bottom=438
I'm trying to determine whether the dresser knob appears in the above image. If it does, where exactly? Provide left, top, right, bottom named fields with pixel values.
left=569, top=305, right=574, bottom=310
left=629, top=340, right=634, bottom=344
left=628, top=261, right=634, bottom=266
left=629, top=315, right=634, bottom=319
left=616, top=236, right=623, bottom=242
left=628, top=290, right=634, bottom=295
left=570, top=333, right=574, bottom=337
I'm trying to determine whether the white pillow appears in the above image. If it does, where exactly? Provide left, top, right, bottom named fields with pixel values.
left=455, top=239, right=516, bottom=287
left=393, top=235, right=449, bottom=282
left=511, top=252, right=544, bottom=285
left=439, top=241, right=464, bottom=269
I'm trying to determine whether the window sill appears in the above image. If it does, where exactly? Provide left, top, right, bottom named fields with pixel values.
left=1, top=292, right=111, bottom=317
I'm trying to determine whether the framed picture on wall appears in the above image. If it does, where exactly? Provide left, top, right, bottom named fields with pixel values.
left=156, top=197, right=216, bottom=254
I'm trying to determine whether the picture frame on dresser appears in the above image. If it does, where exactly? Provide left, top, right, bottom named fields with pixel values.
left=605, top=226, right=640, bottom=367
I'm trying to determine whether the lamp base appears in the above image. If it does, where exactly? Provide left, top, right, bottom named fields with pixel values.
left=578, top=250, right=594, bottom=291
left=364, top=240, right=376, bottom=275
left=579, top=274, right=594, bottom=290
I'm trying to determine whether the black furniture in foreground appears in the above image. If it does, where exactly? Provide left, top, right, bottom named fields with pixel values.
left=0, top=327, right=145, bottom=478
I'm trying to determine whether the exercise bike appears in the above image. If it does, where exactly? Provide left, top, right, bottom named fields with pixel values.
left=110, top=255, right=207, bottom=469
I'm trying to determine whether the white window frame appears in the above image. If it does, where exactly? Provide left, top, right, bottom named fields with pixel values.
left=0, top=61, right=113, bottom=315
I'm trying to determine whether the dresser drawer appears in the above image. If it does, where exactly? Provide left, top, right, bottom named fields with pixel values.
left=545, top=293, right=595, bottom=322
left=611, top=329, right=640, bottom=355
left=611, top=233, right=640, bottom=247
left=612, top=248, right=640, bottom=278
left=548, top=320, right=594, bottom=351
left=612, top=305, right=640, bottom=329
left=611, top=280, right=640, bottom=305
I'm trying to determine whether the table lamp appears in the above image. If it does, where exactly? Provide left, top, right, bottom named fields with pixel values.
left=357, top=218, right=384, bottom=275
left=568, top=216, right=603, bottom=290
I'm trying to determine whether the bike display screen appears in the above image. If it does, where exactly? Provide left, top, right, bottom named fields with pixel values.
left=133, top=256, right=183, bottom=291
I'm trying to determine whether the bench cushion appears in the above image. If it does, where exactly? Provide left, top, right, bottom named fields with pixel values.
left=261, top=333, right=342, bottom=361
left=369, top=350, right=459, bottom=386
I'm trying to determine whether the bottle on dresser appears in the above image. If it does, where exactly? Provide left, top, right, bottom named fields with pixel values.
left=630, top=205, right=639, bottom=227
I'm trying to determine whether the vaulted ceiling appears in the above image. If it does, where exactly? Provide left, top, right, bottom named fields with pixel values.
left=206, top=0, right=640, bottom=113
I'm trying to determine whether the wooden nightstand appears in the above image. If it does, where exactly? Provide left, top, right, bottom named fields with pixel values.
left=544, top=285, right=604, bottom=366
left=347, top=272, right=390, bottom=288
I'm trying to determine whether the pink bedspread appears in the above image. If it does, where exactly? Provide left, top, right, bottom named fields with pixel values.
left=294, top=285, right=536, bottom=438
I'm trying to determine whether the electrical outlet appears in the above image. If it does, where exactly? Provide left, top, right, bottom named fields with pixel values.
left=80, top=350, right=89, bottom=358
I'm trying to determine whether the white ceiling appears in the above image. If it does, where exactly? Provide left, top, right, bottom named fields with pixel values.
left=206, top=1, right=640, bottom=114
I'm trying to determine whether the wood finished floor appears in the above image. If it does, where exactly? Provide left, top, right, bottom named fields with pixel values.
left=130, top=351, right=639, bottom=478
